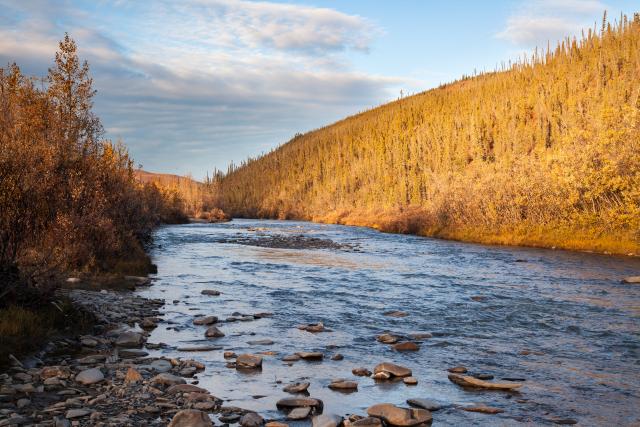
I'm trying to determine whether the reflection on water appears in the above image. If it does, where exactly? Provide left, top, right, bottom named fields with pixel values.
left=138, top=219, right=640, bottom=426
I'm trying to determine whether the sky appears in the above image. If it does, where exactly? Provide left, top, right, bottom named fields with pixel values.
left=1, top=0, right=637, bottom=179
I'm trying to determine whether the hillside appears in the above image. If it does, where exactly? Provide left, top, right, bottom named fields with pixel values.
left=218, top=14, right=640, bottom=255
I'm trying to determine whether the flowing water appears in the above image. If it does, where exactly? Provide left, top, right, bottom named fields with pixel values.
left=137, top=219, right=640, bottom=426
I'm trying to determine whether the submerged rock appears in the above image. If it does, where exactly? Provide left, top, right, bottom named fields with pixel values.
left=201, top=289, right=221, bottom=296
left=367, top=403, right=432, bottom=426
left=298, top=322, right=325, bottom=333
left=352, top=417, right=383, bottom=426
left=328, top=379, right=358, bottom=391
left=383, top=311, right=408, bottom=318
left=447, top=366, right=467, bottom=374
left=448, top=374, right=522, bottom=390
left=403, top=377, right=418, bottom=385
left=462, top=405, right=504, bottom=414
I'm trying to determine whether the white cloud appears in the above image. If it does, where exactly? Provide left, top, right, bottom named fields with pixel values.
left=496, top=0, right=608, bottom=47
left=0, top=0, right=406, bottom=177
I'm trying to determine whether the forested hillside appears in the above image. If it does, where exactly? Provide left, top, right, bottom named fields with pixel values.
left=218, top=14, right=640, bottom=255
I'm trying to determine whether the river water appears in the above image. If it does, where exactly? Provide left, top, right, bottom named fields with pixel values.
left=138, top=219, right=640, bottom=426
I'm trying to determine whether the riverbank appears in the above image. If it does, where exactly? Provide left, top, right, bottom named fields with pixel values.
left=312, top=208, right=639, bottom=257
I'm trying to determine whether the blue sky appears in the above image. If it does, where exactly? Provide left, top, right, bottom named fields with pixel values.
left=1, top=0, right=637, bottom=179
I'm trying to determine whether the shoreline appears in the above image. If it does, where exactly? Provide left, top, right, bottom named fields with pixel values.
left=0, top=286, right=244, bottom=426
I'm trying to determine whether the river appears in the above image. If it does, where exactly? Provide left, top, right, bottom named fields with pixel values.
left=137, top=219, right=640, bottom=426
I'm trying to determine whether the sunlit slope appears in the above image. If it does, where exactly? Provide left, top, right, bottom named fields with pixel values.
left=219, top=15, right=640, bottom=255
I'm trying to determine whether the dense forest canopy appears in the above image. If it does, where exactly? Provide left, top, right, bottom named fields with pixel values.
left=217, top=13, right=640, bottom=255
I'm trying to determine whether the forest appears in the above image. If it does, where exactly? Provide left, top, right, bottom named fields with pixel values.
left=217, top=13, right=640, bottom=255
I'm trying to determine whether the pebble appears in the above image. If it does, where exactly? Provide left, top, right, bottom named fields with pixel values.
left=65, top=409, right=91, bottom=419
left=151, top=373, right=186, bottom=386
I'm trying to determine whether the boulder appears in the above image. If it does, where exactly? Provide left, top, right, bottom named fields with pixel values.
left=448, top=374, right=522, bottom=390
left=194, top=316, right=218, bottom=326
left=168, top=410, right=213, bottom=427
left=75, top=368, right=104, bottom=385
left=367, top=403, right=432, bottom=426
left=205, top=326, right=225, bottom=338
left=115, top=331, right=144, bottom=348
left=240, top=412, right=264, bottom=427
left=236, top=354, right=263, bottom=369
left=312, top=414, right=342, bottom=427
left=374, top=362, right=412, bottom=378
